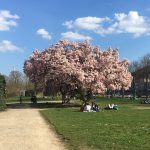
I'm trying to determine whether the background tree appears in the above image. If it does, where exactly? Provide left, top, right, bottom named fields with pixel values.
left=5, top=70, right=34, bottom=97
left=6, top=70, right=23, bottom=97
left=140, top=53, right=150, bottom=100
left=129, top=61, right=140, bottom=99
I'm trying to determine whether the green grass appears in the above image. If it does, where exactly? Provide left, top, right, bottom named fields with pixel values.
left=41, top=100, right=150, bottom=150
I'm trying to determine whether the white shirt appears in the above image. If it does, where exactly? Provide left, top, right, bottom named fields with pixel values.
left=84, top=105, right=91, bottom=111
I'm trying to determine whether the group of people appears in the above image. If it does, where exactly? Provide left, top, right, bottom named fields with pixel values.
left=80, top=101, right=100, bottom=112
left=80, top=101, right=119, bottom=112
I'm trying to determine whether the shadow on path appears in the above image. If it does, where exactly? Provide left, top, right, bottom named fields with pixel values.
left=6, top=102, right=81, bottom=109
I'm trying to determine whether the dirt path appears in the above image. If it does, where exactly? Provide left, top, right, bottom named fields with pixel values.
left=0, top=108, right=66, bottom=150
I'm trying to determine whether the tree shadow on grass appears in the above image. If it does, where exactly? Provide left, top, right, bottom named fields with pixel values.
left=6, top=102, right=81, bottom=109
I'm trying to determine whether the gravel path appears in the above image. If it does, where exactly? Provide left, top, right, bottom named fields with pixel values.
left=0, top=108, right=65, bottom=150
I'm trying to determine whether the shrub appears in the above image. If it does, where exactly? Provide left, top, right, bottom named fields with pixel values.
left=0, top=75, right=6, bottom=111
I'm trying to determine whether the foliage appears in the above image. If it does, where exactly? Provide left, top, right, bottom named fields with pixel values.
left=0, top=75, right=6, bottom=110
left=24, top=40, right=132, bottom=102
left=0, top=100, right=6, bottom=111
left=41, top=101, right=150, bottom=150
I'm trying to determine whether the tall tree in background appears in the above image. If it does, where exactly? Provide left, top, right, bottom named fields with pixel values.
left=140, top=53, right=150, bottom=100
left=5, top=70, right=34, bottom=97
left=6, top=70, right=23, bottom=97
left=129, top=61, right=140, bottom=99
left=24, top=40, right=132, bottom=103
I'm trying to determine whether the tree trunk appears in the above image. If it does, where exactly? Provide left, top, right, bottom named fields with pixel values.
left=121, top=87, right=124, bottom=98
left=132, top=77, right=136, bottom=100
left=86, top=90, right=92, bottom=101
left=61, top=94, right=66, bottom=104
left=34, top=82, right=37, bottom=96
left=146, top=78, right=148, bottom=100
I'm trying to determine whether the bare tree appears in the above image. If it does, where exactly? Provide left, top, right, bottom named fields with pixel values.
left=22, top=74, right=34, bottom=91
left=129, top=61, right=140, bottom=99
left=5, top=70, right=34, bottom=97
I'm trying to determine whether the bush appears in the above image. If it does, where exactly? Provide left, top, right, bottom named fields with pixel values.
left=0, top=75, right=6, bottom=111
left=0, top=100, right=6, bottom=111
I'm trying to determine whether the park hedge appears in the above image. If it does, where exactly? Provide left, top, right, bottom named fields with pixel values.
left=0, top=75, right=6, bottom=111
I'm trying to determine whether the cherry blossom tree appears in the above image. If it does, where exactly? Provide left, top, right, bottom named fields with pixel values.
left=24, top=40, right=132, bottom=103
left=24, top=50, right=46, bottom=94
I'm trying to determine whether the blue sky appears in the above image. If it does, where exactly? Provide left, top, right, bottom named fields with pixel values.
left=0, top=0, right=150, bottom=75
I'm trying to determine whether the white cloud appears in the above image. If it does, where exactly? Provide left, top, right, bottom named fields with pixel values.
left=0, top=10, right=19, bottom=31
left=63, top=16, right=110, bottom=31
left=36, top=28, right=51, bottom=40
left=110, top=11, right=150, bottom=37
left=63, top=11, right=150, bottom=37
left=0, top=40, right=22, bottom=52
left=61, top=31, right=92, bottom=41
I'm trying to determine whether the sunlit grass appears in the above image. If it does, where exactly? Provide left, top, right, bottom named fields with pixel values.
left=41, top=100, right=150, bottom=150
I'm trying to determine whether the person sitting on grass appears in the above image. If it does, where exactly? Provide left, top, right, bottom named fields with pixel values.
left=80, top=101, right=100, bottom=112
left=80, top=101, right=92, bottom=112
left=83, top=102, right=92, bottom=112
left=91, top=101, right=100, bottom=112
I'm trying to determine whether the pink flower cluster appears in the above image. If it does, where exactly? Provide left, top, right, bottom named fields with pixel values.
left=24, top=40, right=132, bottom=95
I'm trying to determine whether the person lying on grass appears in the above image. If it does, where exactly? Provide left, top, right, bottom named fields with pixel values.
left=104, top=104, right=119, bottom=110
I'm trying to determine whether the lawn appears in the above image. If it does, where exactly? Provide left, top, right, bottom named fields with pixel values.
left=41, top=99, right=150, bottom=150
